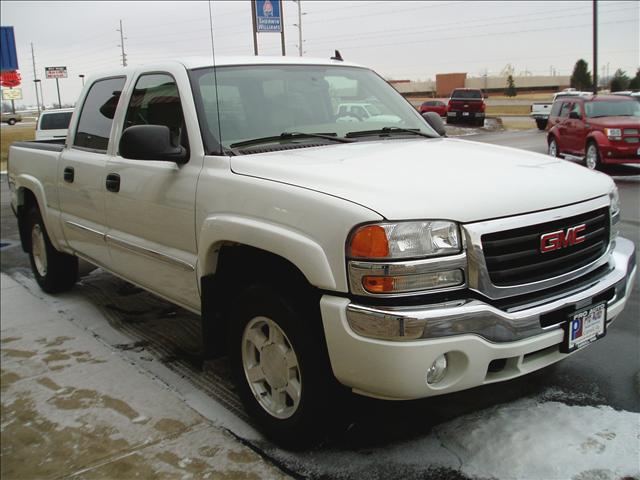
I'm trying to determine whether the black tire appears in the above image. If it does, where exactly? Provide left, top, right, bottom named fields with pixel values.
left=228, top=283, right=341, bottom=449
left=446, top=116, right=454, bottom=124
left=8, top=118, right=16, bottom=126
left=585, top=141, right=601, bottom=170
left=476, top=117, right=484, bottom=127
left=27, top=205, right=78, bottom=293
left=536, top=118, right=547, bottom=130
left=548, top=137, right=559, bottom=157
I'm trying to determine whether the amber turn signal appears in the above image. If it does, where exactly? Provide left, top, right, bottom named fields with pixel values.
left=349, top=225, right=389, bottom=259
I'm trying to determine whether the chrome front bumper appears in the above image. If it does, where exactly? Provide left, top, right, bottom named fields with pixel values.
left=346, top=236, right=636, bottom=343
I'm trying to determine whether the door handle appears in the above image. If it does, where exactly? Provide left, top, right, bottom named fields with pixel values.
left=63, top=167, right=74, bottom=183
left=106, top=173, right=120, bottom=193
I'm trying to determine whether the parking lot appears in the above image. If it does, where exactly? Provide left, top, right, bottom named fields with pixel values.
left=2, top=124, right=638, bottom=480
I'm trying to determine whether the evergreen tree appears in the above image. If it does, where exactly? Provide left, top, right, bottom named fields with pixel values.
left=570, top=59, right=593, bottom=90
left=505, top=75, right=517, bottom=97
left=610, top=69, right=630, bottom=92
left=629, top=69, right=640, bottom=90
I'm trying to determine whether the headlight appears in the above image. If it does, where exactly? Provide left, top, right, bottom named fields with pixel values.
left=604, top=128, right=622, bottom=140
left=609, top=185, right=620, bottom=221
left=348, top=220, right=460, bottom=260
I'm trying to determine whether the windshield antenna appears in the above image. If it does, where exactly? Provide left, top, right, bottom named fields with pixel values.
left=208, top=0, right=224, bottom=155
left=331, top=50, right=343, bottom=61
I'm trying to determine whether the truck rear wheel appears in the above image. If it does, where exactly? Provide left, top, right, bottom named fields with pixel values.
left=535, top=118, right=547, bottom=130
left=228, top=283, right=338, bottom=448
left=27, top=205, right=78, bottom=293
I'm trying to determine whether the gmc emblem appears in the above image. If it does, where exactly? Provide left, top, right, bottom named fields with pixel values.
left=540, top=224, right=587, bottom=253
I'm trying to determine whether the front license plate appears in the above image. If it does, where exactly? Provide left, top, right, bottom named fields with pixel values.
left=562, top=302, right=606, bottom=353
left=462, top=112, right=470, bottom=116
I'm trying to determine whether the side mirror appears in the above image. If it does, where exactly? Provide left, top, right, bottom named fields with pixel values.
left=422, top=111, right=447, bottom=136
left=119, top=125, right=188, bottom=163
left=569, top=111, right=581, bottom=120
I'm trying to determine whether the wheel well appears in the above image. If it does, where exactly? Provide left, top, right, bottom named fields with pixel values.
left=17, top=188, right=37, bottom=253
left=201, top=244, right=319, bottom=359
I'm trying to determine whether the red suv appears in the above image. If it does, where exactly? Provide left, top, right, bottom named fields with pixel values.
left=446, top=88, right=486, bottom=126
left=547, top=95, right=640, bottom=170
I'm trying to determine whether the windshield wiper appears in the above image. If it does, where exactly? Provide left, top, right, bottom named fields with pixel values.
left=346, top=127, right=435, bottom=139
left=230, top=132, right=353, bottom=149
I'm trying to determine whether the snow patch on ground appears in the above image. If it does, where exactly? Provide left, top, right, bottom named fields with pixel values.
left=437, top=397, right=640, bottom=480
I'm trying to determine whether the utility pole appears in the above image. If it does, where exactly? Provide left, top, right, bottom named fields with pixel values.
left=592, top=0, right=598, bottom=94
left=280, top=1, right=286, bottom=56
left=293, top=0, right=304, bottom=57
left=117, top=19, right=127, bottom=67
left=30, top=43, right=41, bottom=114
left=251, top=0, right=258, bottom=55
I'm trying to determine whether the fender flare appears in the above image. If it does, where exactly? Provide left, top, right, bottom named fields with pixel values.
left=15, top=174, right=64, bottom=251
left=197, top=214, right=338, bottom=291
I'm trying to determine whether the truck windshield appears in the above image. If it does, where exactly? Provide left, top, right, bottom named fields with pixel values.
left=189, top=64, right=436, bottom=153
left=585, top=100, right=640, bottom=118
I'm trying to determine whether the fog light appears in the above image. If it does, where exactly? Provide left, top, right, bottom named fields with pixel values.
left=426, top=354, right=448, bottom=385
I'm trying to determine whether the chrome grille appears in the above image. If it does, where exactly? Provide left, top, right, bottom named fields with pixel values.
left=481, top=207, right=610, bottom=286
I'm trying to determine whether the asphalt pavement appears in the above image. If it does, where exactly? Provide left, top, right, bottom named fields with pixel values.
left=1, top=128, right=638, bottom=480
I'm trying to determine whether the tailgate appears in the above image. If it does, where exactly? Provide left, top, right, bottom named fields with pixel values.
left=448, top=99, right=484, bottom=112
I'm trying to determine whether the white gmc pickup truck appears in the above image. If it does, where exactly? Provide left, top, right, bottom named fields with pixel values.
left=7, top=56, right=636, bottom=447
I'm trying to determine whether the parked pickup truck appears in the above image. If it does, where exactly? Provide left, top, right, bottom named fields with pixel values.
left=446, top=88, right=486, bottom=126
left=530, top=90, right=592, bottom=130
left=7, top=57, right=636, bottom=447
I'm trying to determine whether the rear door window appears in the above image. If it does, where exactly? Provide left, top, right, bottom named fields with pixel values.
left=74, top=77, right=126, bottom=152
left=549, top=101, right=562, bottom=117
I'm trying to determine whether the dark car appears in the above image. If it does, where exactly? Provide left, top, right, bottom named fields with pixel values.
left=546, top=94, right=640, bottom=170
left=419, top=100, right=447, bottom=117
left=446, top=88, right=486, bottom=126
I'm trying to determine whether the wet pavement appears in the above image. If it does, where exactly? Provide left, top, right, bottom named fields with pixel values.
left=1, top=274, right=288, bottom=479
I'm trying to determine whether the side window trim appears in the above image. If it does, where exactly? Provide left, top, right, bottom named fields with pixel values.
left=71, top=75, right=127, bottom=154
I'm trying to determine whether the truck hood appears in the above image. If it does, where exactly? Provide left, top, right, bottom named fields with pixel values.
left=588, top=116, right=640, bottom=128
left=230, top=138, right=613, bottom=223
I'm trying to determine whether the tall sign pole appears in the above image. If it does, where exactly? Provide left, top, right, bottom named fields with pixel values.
left=593, top=0, right=598, bottom=94
left=280, top=0, right=286, bottom=56
left=45, top=66, right=67, bottom=108
left=117, top=20, right=127, bottom=67
left=251, top=0, right=258, bottom=55
left=254, top=0, right=284, bottom=56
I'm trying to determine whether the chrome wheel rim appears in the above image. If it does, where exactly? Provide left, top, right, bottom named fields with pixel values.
left=31, top=224, right=47, bottom=277
left=548, top=140, right=557, bottom=157
left=241, top=316, right=301, bottom=419
left=586, top=145, right=598, bottom=169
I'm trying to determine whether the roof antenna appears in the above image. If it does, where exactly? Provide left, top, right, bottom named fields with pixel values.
left=331, top=50, right=343, bottom=61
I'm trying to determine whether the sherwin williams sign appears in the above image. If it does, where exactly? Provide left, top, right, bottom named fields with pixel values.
left=255, top=0, right=282, bottom=32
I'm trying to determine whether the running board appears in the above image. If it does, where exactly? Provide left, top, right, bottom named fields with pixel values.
left=561, top=154, right=585, bottom=161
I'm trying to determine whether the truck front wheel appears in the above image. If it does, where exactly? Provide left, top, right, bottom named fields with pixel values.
left=228, top=284, right=338, bottom=448
left=548, top=137, right=559, bottom=157
left=27, top=205, right=78, bottom=293
left=585, top=142, right=601, bottom=170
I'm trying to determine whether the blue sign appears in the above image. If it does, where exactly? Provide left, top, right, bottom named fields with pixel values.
left=255, top=0, right=282, bottom=33
left=1, top=26, right=19, bottom=72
